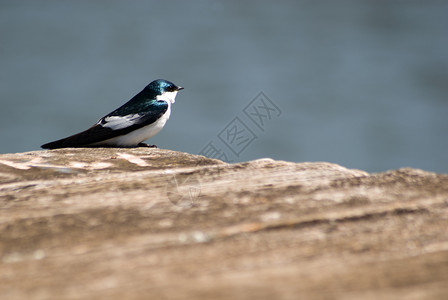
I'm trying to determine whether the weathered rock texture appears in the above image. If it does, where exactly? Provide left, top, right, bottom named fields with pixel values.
left=0, top=148, right=447, bottom=299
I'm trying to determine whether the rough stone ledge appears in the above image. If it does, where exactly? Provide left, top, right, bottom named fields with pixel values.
left=0, top=148, right=447, bottom=300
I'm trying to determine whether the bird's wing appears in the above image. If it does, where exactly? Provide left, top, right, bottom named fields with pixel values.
left=41, top=100, right=168, bottom=149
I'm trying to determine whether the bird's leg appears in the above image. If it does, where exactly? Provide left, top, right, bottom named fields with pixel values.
left=137, top=142, right=157, bottom=148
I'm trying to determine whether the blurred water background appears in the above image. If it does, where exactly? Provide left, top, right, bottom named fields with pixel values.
left=1, top=0, right=447, bottom=173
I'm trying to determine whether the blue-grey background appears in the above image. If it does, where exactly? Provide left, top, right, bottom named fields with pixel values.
left=1, top=0, right=447, bottom=173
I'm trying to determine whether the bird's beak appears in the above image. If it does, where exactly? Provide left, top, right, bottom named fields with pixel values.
left=177, top=86, right=184, bottom=91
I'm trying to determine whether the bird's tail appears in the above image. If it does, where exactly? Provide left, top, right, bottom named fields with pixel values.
left=41, top=124, right=116, bottom=149
left=41, top=136, right=82, bottom=149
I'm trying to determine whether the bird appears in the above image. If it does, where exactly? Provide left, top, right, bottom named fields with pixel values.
left=41, top=79, right=183, bottom=149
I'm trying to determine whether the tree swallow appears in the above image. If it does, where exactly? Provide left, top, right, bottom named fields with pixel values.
left=41, top=79, right=183, bottom=149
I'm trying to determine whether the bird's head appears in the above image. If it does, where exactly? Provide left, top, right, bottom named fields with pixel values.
left=144, top=79, right=184, bottom=104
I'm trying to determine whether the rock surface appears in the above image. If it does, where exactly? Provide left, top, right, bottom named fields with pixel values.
left=0, top=148, right=447, bottom=299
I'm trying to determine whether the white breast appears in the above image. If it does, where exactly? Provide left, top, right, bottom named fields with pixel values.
left=91, top=103, right=172, bottom=147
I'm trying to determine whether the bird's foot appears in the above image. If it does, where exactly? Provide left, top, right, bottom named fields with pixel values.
left=138, top=143, right=157, bottom=148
